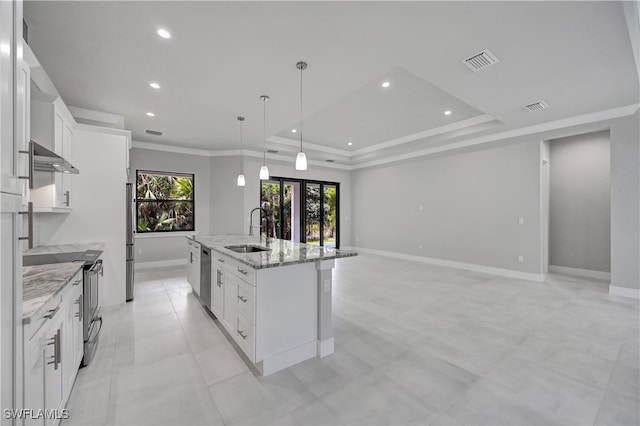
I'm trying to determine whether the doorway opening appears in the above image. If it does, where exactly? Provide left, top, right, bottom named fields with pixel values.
left=260, top=177, right=340, bottom=248
left=541, top=130, right=611, bottom=281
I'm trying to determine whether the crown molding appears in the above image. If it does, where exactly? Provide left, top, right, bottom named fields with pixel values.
left=351, top=114, right=496, bottom=156
left=352, top=103, right=639, bottom=170
left=132, top=141, right=353, bottom=170
left=267, top=136, right=352, bottom=158
left=132, top=140, right=213, bottom=156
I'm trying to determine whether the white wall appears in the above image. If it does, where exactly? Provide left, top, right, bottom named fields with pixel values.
left=129, top=147, right=211, bottom=265
left=610, top=112, right=640, bottom=295
left=352, top=139, right=542, bottom=274
left=38, top=126, right=128, bottom=306
left=549, top=131, right=610, bottom=273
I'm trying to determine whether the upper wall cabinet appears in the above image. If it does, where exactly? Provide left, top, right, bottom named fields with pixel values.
left=30, top=97, right=76, bottom=212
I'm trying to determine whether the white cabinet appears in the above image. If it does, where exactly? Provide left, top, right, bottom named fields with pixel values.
left=186, top=239, right=201, bottom=296
left=211, top=257, right=225, bottom=319
left=62, top=276, right=82, bottom=395
left=23, top=270, right=83, bottom=426
left=214, top=255, right=256, bottom=362
left=30, top=97, right=75, bottom=212
left=43, top=316, right=63, bottom=426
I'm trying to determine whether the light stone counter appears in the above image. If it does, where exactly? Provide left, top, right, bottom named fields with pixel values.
left=24, top=242, right=105, bottom=255
left=193, top=235, right=357, bottom=269
left=22, top=262, right=84, bottom=322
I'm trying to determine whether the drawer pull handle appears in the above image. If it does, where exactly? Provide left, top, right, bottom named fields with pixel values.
left=238, top=295, right=247, bottom=303
left=46, top=329, right=61, bottom=370
left=73, top=279, right=81, bottom=286
left=75, top=296, right=83, bottom=320
left=237, top=330, right=247, bottom=340
left=44, top=306, right=60, bottom=320
left=217, top=258, right=224, bottom=263
left=238, top=268, right=248, bottom=275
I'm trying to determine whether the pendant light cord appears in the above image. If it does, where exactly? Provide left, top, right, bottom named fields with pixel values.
left=263, top=99, right=267, bottom=165
left=300, top=66, right=303, bottom=152
left=239, top=119, right=243, bottom=171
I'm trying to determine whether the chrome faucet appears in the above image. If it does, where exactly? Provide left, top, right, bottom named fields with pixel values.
left=249, top=207, right=267, bottom=236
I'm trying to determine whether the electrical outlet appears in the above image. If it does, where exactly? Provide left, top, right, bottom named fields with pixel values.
left=137, top=249, right=142, bottom=255
left=419, top=205, right=423, bottom=211
left=518, top=217, right=525, bottom=225
left=517, top=255, right=524, bottom=263
left=419, top=244, right=423, bottom=250
left=355, top=237, right=359, bottom=243
left=323, top=279, right=331, bottom=292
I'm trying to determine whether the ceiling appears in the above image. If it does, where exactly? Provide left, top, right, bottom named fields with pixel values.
left=24, top=1, right=639, bottom=166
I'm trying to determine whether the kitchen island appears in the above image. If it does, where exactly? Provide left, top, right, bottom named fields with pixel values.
left=189, top=235, right=356, bottom=375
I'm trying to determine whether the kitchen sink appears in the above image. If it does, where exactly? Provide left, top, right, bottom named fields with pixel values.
left=224, top=245, right=271, bottom=254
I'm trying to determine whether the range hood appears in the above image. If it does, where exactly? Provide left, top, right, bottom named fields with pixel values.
left=30, top=140, right=79, bottom=174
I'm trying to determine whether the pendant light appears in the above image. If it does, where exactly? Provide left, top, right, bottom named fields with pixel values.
left=295, top=61, right=308, bottom=170
left=259, top=95, right=270, bottom=180
left=236, top=116, right=246, bottom=186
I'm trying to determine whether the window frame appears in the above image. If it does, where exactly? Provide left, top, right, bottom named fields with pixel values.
left=135, top=169, right=196, bottom=233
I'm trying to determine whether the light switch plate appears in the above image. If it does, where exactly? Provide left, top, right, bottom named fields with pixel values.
left=323, top=279, right=331, bottom=292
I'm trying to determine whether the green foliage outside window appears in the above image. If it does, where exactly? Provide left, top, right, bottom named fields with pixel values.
left=136, top=170, right=194, bottom=232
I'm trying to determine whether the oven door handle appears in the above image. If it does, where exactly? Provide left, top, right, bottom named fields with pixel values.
left=86, top=316, right=103, bottom=345
left=89, top=259, right=104, bottom=276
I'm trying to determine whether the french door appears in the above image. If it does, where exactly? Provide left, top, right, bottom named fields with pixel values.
left=260, top=177, right=339, bottom=248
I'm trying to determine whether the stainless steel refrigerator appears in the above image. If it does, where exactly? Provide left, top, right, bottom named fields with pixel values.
left=126, top=183, right=135, bottom=301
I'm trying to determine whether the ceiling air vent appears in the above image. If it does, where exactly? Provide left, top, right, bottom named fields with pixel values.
left=145, top=129, right=163, bottom=136
left=266, top=149, right=279, bottom=154
left=523, top=101, right=549, bottom=112
left=462, top=49, right=500, bottom=72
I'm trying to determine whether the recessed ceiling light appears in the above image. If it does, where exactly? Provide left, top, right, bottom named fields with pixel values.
left=347, top=142, right=353, bottom=146
left=146, top=112, right=155, bottom=117
left=444, top=110, right=452, bottom=115
left=157, top=29, right=171, bottom=39
left=291, top=129, right=297, bottom=133
left=381, top=81, right=390, bottom=88
left=149, top=82, right=161, bottom=89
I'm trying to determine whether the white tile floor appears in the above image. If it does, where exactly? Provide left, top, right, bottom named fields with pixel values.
left=63, top=254, right=640, bottom=425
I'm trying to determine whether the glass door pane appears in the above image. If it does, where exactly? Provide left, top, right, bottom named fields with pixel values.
left=260, top=180, right=281, bottom=238
left=282, top=181, right=301, bottom=242
left=323, top=184, right=337, bottom=248
left=304, top=183, right=321, bottom=245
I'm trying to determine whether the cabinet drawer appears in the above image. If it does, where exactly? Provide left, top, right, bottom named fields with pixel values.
left=235, top=312, right=255, bottom=362
left=219, top=255, right=256, bottom=286
left=27, top=294, right=62, bottom=341
left=235, top=279, right=255, bottom=323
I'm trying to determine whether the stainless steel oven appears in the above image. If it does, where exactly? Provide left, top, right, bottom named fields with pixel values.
left=82, top=257, right=103, bottom=367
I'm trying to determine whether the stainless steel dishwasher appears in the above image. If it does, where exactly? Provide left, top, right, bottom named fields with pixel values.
left=200, top=246, right=212, bottom=309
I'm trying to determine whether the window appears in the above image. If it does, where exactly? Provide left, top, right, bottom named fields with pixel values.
left=136, top=170, right=195, bottom=233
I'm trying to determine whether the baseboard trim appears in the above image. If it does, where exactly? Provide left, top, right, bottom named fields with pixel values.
left=549, top=265, right=611, bottom=280
left=135, top=259, right=186, bottom=270
left=352, top=247, right=544, bottom=282
left=609, top=285, right=640, bottom=300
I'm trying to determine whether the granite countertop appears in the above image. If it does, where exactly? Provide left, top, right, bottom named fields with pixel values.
left=23, top=262, right=84, bottom=323
left=24, top=242, right=105, bottom=255
left=22, top=242, right=105, bottom=324
left=192, top=235, right=357, bottom=270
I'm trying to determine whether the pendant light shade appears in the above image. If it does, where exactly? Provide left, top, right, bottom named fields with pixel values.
left=295, top=61, right=308, bottom=171
left=259, top=165, right=269, bottom=180
left=260, top=95, right=270, bottom=180
left=236, top=116, right=246, bottom=187
left=295, top=152, right=307, bottom=170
